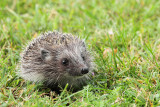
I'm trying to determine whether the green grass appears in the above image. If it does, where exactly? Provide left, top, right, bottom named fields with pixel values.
left=0, top=0, right=160, bottom=106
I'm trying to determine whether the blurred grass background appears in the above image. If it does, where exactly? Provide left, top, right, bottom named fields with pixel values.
left=0, top=0, right=160, bottom=106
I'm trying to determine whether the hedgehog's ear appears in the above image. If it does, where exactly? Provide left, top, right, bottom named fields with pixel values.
left=41, top=49, right=51, bottom=61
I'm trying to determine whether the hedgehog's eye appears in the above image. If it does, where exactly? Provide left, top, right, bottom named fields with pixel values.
left=62, top=58, right=69, bottom=66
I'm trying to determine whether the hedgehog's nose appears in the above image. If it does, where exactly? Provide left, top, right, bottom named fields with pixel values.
left=81, top=68, right=89, bottom=74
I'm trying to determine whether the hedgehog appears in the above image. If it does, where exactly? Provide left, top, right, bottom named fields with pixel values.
left=20, top=31, right=94, bottom=91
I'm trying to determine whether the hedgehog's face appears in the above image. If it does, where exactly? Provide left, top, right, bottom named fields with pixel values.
left=59, top=43, right=92, bottom=78
left=41, top=41, right=92, bottom=78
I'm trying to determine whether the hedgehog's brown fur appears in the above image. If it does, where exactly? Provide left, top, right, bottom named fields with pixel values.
left=20, top=31, right=94, bottom=91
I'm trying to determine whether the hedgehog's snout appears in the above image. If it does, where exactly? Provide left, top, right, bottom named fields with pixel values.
left=81, top=68, right=89, bottom=74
